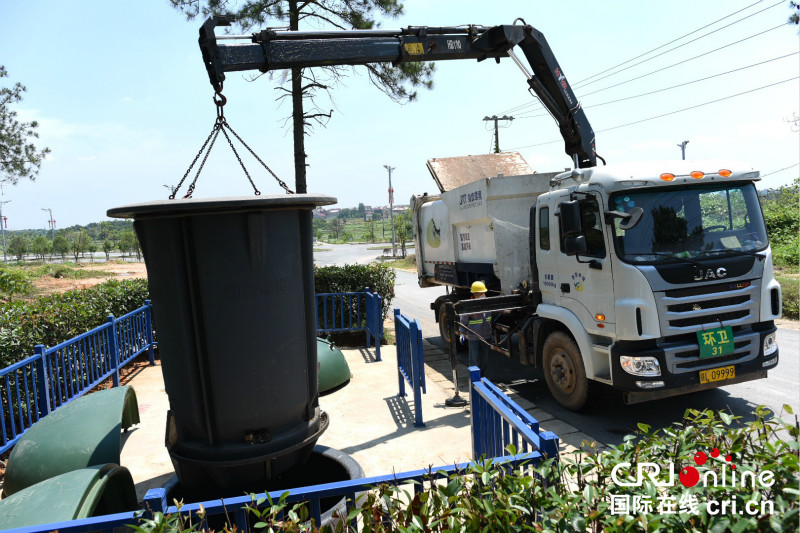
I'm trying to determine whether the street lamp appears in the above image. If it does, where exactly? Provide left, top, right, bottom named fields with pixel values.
left=0, top=201, right=8, bottom=263
left=677, top=140, right=689, bottom=160
left=41, top=208, right=55, bottom=240
left=384, top=165, right=396, bottom=258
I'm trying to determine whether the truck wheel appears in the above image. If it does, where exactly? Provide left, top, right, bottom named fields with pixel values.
left=542, top=331, right=589, bottom=411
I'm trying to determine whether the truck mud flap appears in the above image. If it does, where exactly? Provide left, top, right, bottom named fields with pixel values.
left=623, top=370, right=768, bottom=405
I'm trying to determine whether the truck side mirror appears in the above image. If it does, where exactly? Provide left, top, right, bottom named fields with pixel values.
left=565, top=235, right=587, bottom=256
left=559, top=200, right=582, bottom=236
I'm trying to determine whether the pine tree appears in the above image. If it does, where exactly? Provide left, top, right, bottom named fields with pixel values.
left=170, top=0, right=434, bottom=193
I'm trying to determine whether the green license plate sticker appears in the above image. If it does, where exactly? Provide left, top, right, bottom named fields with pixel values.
left=697, top=326, right=734, bottom=359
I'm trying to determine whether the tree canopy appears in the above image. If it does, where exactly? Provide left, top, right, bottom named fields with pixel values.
left=0, top=66, right=50, bottom=185
left=169, top=0, right=434, bottom=194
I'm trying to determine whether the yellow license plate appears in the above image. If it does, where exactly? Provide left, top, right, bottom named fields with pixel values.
left=699, top=365, right=736, bottom=384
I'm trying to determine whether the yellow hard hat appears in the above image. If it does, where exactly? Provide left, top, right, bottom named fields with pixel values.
left=471, top=281, right=488, bottom=293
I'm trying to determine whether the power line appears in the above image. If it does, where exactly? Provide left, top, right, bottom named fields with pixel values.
left=503, top=77, right=799, bottom=151
left=573, top=0, right=776, bottom=86
left=572, top=0, right=785, bottom=90
left=597, top=77, right=798, bottom=133
left=505, top=22, right=786, bottom=118
left=760, top=164, right=799, bottom=179
left=513, top=52, right=798, bottom=120
left=579, top=24, right=785, bottom=99
left=497, top=0, right=784, bottom=116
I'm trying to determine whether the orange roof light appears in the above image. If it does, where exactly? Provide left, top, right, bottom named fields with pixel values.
left=595, top=314, right=606, bottom=322
left=690, top=171, right=704, bottom=179
left=660, top=173, right=675, bottom=181
left=719, top=169, right=732, bottom=177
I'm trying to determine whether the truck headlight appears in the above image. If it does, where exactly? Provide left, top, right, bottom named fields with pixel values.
left=763, top=333, right=777, bottom=356
left=620, top=356, right=661, bottom=377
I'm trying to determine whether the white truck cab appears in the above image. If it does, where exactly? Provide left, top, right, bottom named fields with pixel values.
left=414, top=159, right=780, bottom=410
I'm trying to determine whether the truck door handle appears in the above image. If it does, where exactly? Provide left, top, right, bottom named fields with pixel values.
left=560, top=283, right=570, bottom=293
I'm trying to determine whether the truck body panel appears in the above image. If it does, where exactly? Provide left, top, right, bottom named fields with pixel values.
left=415, top=171, right=557, bottom=294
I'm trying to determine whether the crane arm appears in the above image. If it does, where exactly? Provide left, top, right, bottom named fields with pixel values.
left=199, top=16, right=596, bottom=168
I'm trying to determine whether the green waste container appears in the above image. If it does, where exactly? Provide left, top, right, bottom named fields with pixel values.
left=108, top=195, right=336, bottom=491
left=0, top=464, right=137, bottom=530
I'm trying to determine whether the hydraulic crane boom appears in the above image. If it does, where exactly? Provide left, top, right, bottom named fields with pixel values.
left=199, top=15, right=597, bottom=168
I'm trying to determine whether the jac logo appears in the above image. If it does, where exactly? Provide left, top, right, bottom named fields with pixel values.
left=694, top=267, right=727, bottom=281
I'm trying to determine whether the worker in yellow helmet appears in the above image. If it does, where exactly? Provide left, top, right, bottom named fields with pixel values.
left=459, top=281, right=492, bottom=372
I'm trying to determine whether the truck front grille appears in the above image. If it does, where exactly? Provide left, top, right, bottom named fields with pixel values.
left=657, top=279, right=760, bottom=335
left=655, top=278, right=761, bottom=374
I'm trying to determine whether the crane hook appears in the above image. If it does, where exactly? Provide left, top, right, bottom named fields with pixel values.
left=213, top=89, right=227, bottom=119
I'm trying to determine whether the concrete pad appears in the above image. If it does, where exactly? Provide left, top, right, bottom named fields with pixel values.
left=318, top=345, right=473, bottom=476
left=118, top=363, right=174, bottom=501
left=556, top=431, right=604, bottom=454
left=120, top=345, right=475, bottom=502
left=538, top=418, right=579, bottom=437
left=525, top=408, right=555, bottom=423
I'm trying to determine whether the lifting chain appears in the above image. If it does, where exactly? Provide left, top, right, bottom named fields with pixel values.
left=169, top=86, right=294, bottom=200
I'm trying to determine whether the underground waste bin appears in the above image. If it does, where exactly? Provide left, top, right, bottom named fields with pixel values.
left=108, top=194, right=336, bottom=491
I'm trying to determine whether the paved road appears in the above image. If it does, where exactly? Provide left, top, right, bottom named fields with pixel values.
left=314, top=245, right=799, bottom=446
left=313, top=242, right=383, bottom=267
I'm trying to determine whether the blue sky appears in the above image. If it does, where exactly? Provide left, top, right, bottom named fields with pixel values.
left=1, top=0, right=798, bottom=230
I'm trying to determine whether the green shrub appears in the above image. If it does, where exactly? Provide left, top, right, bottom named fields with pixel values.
left=778, top=276, right=799, bottom=320
left=314, top=263, right=396, bottom=319
left=0, top=267, right=32, bottom=297
left=133, top=407, right=799, bottom=533
left=0, top=278, right=150, bottom=367
left=761, top=181, right=799, bottom=272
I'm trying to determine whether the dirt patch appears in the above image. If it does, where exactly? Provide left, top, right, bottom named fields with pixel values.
left=31, top=261, right=148, bottom=297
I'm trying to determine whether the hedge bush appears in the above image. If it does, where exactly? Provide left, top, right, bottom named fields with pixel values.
left=132, top=407, right=799, bottom=533
left=314, top=263, right=396, bottom=319
left=0, top=278, right=150, bottom=367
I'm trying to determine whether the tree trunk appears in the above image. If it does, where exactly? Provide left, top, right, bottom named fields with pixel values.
left=289, top=1, right=307, bottom=193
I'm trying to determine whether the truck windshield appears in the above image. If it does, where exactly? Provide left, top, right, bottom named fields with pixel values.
left=611, top=183, right=768, bottom=264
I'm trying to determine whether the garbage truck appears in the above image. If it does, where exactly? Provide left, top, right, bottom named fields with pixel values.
left=196, top=15, right=781, bottom=410
left=412, top=158, right=781, bottom=409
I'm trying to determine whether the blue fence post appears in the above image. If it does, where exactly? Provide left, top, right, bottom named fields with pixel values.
left=410, top=319, right=425, bottom=428
left=469, top=366, right=482, bottom=461
left=145, top=301, right=155, bottom=364
left=373, top=292, right=382, bottom=362
left=539, top=430, right=560, bottom=461
left=364, top=288, right=371, bottom=349
left=143, top=488, right=168, bottom=516
left=108, top=316, right=120, bottom=387
left=394, top=309, right=406, bottom=398
left=144, top=300, right=156, bottom=365
left=33, top=344, right=51, bottom=418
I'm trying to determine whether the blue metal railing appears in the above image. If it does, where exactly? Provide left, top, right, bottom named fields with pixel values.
left=0, top=301, right=156, bottom=455
left=364, top=289, right=383, bottom=361
left=0, top=310, right=562, bottom=533
left=1, top=452, right=547, bottom=533
left=393, top=308, right=426, bottom=427
left=469, top=366, right=559, bottom=460
left=316, top=288, right=383, bottom=360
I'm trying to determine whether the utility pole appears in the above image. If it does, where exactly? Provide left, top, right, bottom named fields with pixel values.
left=677, top=140, right=689, bottom=160
left=384, top=165, right=396, bottom=258
left=41, top=208, right=55, bottom=240
left=483, top=115, right=514, bottom=153
left=0, top=200, right=9, bottom=263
